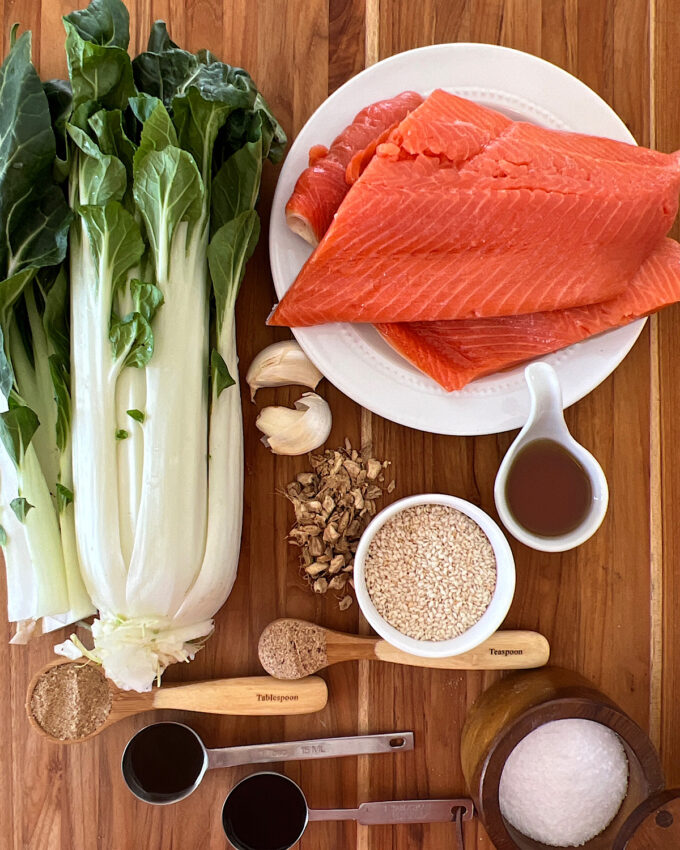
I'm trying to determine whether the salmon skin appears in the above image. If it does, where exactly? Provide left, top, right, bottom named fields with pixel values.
left=376, top=239, right=680, bottom=391
left=271, top=90, right=680, bottom=327
left=284, top=91, right=423, bottom=245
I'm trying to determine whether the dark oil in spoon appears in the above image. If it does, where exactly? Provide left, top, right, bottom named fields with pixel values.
left=124, top=722, right=204, bottom=797
left=505, top=438, right=592, bottom=537
left=222, top=773, right=308, bottom=850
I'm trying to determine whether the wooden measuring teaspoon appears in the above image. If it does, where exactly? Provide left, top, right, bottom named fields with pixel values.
left=258, top=619, right=550, bottom=679
left=26, top=658, right=328, bottom=744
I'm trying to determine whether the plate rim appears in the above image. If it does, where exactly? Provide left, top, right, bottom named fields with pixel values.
left=268, top=42, right=647, bottom=435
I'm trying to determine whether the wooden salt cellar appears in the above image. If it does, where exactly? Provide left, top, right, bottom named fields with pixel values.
left=460, top=667, right=666, bottom=850
left=613, top=788, right=680, bottom=848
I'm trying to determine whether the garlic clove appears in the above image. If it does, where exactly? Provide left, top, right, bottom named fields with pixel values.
left=246, top=340, right=324, bottom=401
left=256, top=392, right=332, bottom=456
left=255, top=405, right=301, bottom=434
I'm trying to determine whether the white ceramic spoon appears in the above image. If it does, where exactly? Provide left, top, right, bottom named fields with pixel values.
left=494, top=362, right=608, bottom=552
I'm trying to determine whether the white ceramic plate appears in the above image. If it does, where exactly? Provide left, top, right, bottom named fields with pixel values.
left=269, top=43, right=645, bottom=436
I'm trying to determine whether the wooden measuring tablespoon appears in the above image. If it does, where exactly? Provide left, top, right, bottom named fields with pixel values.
left=258, top=618, right=550, bottom=679
left=26, top=658, right=328, bottom=744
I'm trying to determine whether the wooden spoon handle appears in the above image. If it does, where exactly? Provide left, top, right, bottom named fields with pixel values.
left=373, top=631, right=550, bottom=669
left=151, top=675, right=328, bottom=715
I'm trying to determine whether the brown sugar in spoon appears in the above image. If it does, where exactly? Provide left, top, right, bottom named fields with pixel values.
left=258, top=618, right=550, bottom=679
left=26, top=658, right=329, bottom=744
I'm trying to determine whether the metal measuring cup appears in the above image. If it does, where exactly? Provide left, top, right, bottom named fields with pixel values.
left=222, top=772, right=474, bottom=850
left=121, top=721, right=413, bottom=805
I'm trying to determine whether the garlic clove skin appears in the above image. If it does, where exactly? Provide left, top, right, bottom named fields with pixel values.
left=256, top=392, right=332, bottom=455
left=246, top=340, right=323, bottom=401
left=255, top=405, right=302, bottom=434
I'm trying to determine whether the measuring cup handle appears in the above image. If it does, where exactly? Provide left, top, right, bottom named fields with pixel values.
left=307, top=808, right=360, bottom=822
left=354, top=799, right=473, bottom=825
left=208, top=732, right=414, bottom=769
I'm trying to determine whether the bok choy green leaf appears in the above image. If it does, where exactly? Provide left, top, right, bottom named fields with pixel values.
left=64, top=0, right=285, bottom=690
left=0, top=29, right=93, bottom=641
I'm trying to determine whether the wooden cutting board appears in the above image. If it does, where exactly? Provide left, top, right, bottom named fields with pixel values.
left=2, top=1, right=680, bottom=849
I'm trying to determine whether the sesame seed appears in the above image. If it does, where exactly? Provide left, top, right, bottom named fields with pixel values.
left=364, top=504, right=497, bottom=641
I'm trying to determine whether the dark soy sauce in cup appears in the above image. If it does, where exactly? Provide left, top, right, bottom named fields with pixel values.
left=222, top=773, right=308, bottom=850
left=123, top=722, right=204, bottom=799
left=505, top=438, right=592, bottom=537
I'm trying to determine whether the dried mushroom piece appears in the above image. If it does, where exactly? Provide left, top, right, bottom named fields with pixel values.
left=328, top=575, right=347, bottom=590
left=283, top=441, right=395, bottom=609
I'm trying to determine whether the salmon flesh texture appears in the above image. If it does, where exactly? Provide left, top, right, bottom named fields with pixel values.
left=284, top=91, right=424, bottom=245
left=376, top=238, right=680, bottom=390
left=271, top=89, right=680, bottom=326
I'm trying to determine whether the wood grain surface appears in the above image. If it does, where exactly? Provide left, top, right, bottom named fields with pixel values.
left=1, top=1, right=678, bottom=849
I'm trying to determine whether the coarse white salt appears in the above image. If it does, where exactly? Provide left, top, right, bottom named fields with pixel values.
left=499, top=718, right=628, bottom=847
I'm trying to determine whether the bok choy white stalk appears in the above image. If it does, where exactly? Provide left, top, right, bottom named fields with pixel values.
left=64, top=0, right=285, bottom=690
left=0, top=28, right=94, bottom=641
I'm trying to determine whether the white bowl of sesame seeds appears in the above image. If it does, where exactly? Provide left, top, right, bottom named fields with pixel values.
left=353, top=494, right=516, bottom=658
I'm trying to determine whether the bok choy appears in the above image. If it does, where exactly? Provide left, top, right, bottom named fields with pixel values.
left=0, top=29, right=93, bottom=641
left=63, top=0, right=284, bottom=690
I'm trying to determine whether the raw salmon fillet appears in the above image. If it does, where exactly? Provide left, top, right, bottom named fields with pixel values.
left=270, top=90, right=680, bottom=326
left=376, top=239, right=680, bottom=391
left=285, top=91, right=423, bottom=245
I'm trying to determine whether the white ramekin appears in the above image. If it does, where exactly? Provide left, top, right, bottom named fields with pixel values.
left=353, top=494, right=516, bottom=658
